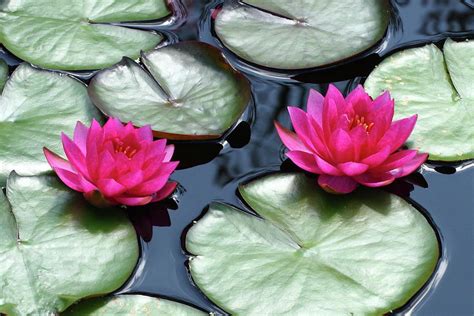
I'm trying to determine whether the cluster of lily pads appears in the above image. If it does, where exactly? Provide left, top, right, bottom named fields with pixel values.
left=0, top=0, right=472, bottom=315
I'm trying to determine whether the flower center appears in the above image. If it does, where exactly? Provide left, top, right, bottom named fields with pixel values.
left=113, top=139, right=138, bottom=159
left=348, top=114, right=374, bottom=133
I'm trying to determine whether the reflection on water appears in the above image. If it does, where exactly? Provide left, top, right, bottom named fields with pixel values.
left=0, top=0, right=472, bottom=314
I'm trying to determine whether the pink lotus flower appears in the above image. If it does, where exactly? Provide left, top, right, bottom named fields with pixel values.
left=44, top=118, right=179, bottom=207
left=275, top=84, right=428, bottom=194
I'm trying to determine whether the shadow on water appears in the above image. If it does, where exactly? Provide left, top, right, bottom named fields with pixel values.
left=0, top=0, right=472, bottom=314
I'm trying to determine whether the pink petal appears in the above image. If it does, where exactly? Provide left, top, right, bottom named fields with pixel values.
left=274, top=121, right=308, bottom=152
left=163, top=144, right=175, bottom=162
left=96, top=178, right=127, bottom=197
left=151, top=181, right=178, bottom=202
left=322, top=99, right=339, bottom=137
left=345, top=85, right=372, bottom=114
left=102, top=117, right=123, bottom=139
left=315, top=156, right=343, bottom=176
left=353, top=172, right=395, bottom=187
left=62, top=133, right=89, bottom=177
left=73, top=121, right=89, bottom=155
left=318, top=175, right=358, bottom=194
left=130, top=161, right=179, bottom=196
left=325, top=84, right=346, bottom=115
left=389, top=153, right=428, bottom=178
left=361, top=146, right=391, bottom=167
left=117, top=170, right=144, bottom=189
left=348, top=125, right=368, bottom=160
left=285, top=151, right=322, bottom=174
left=337, top=162, right=369, bottom=176
left=330, top=129, right=354, bottom=162
left=306, top=89, right=324, bottom=125
left=147, top=139, right=167, bottom=157
left=112, top=195, right=153, bottom=206
left=86, top=119, right=103, bottom=180
left=43, top=147, right=75, bottom=172
left=136, top=125, right=153, bottom=142
left=287, top=106, right=316, bottom=151
left=374, top=150, right=419, bottom=172
left=378, top=115, right=417, bottom=152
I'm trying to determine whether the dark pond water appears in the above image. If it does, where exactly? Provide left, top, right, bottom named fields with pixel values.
left=1, top=0, right=473, bottom=315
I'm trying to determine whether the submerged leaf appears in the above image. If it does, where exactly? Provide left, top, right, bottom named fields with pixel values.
left=365, top=39, right=474, bottom=161
left=186, top=173, right=439, bottom=315
left=0, top=173, right=138, bottom=316
left=0, top=59, right=7, bottom=91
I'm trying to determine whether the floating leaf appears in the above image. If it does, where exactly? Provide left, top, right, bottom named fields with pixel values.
left=186, top=173, right=439, bottom=315
left=89, top=41, right=251, bottom=140
left=63, top=295, right=206, bottom=315
left=365, top=39, right=474, bottom=161
left=0, top=63, right=101, bottom=185
left=214, top=0, right=390, bottom=70
left=0, top=173, right=139, bottom=316
left=0, top=59, right=7, bottom=91
left=0, top=0, right=169, bottom=70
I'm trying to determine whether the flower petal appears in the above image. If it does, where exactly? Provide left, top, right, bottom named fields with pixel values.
left=306, top=89, right=324, bottom=125
left=353, top=172, right=395, bottom=187
left=43, top=147, right=74, bottom=172
left=163, top=144, right=175, bottom=162
left=337, top=162, right=369, bottom=176
left=136, top=124, right=153, bottom=142
left=389, top=153, right=428, bottom=178
left=96, top=178, right=127, bottom=197
left=378, top=115, right=417, bottom=152
left=330, top=129, right=354, bottom=162
left=151, top=181, right=178, bottom=202
left=318, top=175, right=358, bottom=194
left=113, top=195, right=153, bottom=206
left=73, top=121, right=89, bottom=155
left=315, top=156, right=343, bottom=176
left=274, top=121, right=308, bottom=152
left=62, top=133, right=89, bottom=177
left=361, top=146, right=391, bottom=167
left=286, top=151, right=322, bottom=174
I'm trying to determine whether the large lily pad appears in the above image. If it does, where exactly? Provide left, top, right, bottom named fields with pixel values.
left=0, top=173, right=139, bottom=316
left=214, top=0, right=390, bottom=70
left=365, top=39, right=474, bottom=161
left=0, top=63, right=101, bottom=185
left=0, top=0, right=169, bottom=70
left=63, top=295, right=206, bottom=315
left=186, top=173, right=439, bottom=315
left=89, top=41, right=251, bottom=140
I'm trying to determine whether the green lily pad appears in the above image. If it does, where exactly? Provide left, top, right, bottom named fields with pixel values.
left=214, top=0, right=390, bottom=70
left=365, top=39, right=474, bottom=161
left=0, top=59, right=7, bottom=91
left=0, top=0, right=169, bottom=70
left=186, top=173, right=439, bottom=315
left=89, top=41, right=251, bottom=140
left=63, top=295, right=206, bottom=315
left=0, top=63, right=101, bottom=185
left=0, top=173, right=139, bottom=316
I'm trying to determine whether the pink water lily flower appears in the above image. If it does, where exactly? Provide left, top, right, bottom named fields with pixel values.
left=275, top=84, right=428, bottom=194
left=44, top=118, right=179, bottom=207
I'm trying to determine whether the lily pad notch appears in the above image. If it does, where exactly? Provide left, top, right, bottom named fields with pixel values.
left=89, top=41, right=251, bottom=140
left=186, top=173, right=440, bottom=315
